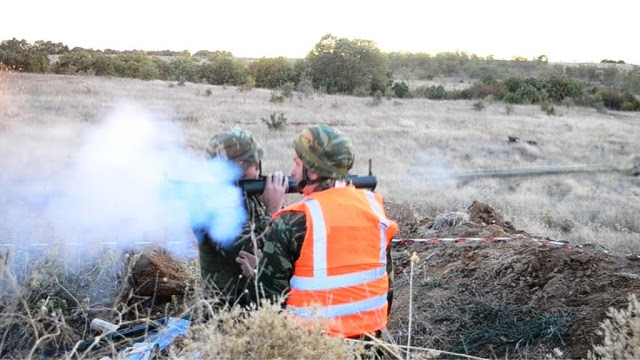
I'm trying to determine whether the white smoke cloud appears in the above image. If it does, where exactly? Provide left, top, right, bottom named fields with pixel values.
left=1, top=104, right=246, bottom=257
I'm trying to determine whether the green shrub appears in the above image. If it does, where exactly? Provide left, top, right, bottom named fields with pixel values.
left=562, top=97, right=575, bottom=108
left=596, top=88, right=624, bottom=110
left=262, top=112, right=287, bottom=130
left=505, top=77, right=524, bottom=93
left=238, top=75, right=256, bottom=92
left=249, top=57, right=297, bottom=89
left=367, top=90, right=383, bottom=106
left=198, top=54, right=246, bottom=86
left=279, top=81, right=295, bottom=99
left=516, top=83, right=542, bottom=104
left=353, top=85, right=370, bottom=97
left=545, top=76, right=584, bottom=102
left=139, top=62, right=159, bottom=80
left=414, top=85, right=447, bottom=99
left=53, top=50, right=93, bottom=74
left=503, top=93, right=521, bottom=104
left=473, top=101, right=485, bottom=111
left=505, top=103, right=514, bottom=115
left=270, top=91, right=285, bottom=103
left=295, top=76, right=314, bottom=99
left=473, top=82, right=507, bottom=99
left=541, top=100, right=556, bottom=115
left=391, top=81, right=411, bottom=98
left=205, top=88, right=213, bottom=96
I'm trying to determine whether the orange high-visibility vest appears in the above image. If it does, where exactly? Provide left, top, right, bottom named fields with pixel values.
left=275, top=186, right=398, bottom=337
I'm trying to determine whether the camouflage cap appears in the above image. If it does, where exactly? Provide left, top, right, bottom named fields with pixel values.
left=206, top=128, right=264, bottom=170
left=292, top=124, right=354, bottom=179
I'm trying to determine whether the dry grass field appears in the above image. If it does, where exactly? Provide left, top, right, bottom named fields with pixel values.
left=2, top=72, right=638, bottom=254
left=1, top=71, right=639, bottom=358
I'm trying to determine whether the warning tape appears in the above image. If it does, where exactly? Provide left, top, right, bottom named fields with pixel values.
left=392, top=237, right=576, bottom=249
left=0, top=241, right=184, bottom=248
left=0, top=237, right=575, bottom=249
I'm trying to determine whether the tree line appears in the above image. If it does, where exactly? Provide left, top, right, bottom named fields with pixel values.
left=1, top=35, right=639, bottom=111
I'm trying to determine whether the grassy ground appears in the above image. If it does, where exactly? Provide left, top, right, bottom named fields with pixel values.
left=2, top=72, right=639, bottom=255
left=1, top=71, right=639, bottom=357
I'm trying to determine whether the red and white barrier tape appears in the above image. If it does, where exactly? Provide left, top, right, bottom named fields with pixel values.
left=392, top=237, right=576, bottom=248
left=0, top=241, right=187, bottom=248
left=0, top=237, right=575, bottom=249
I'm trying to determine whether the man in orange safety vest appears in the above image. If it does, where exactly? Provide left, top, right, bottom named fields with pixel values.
left=237, top=124, right=398, bottom=338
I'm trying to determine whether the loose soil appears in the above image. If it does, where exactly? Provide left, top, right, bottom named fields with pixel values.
left=385, top=201, right=640, bottom=359
left=126, top=201, right=640, bottom=358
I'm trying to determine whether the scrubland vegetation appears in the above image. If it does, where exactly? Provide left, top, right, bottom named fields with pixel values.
left=2, top=35, right=640, bottom=113
left=1, top=34, right=639, bottom=358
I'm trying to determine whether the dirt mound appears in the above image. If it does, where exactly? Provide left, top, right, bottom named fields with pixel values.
left=131, top=249, right=188, bottom=299
left=385, top=201, right=640, bottom=359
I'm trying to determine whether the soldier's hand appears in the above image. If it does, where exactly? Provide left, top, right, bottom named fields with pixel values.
left=236, top=249, right=262, bottom=278
left=262, top=170, right=288, bottom=216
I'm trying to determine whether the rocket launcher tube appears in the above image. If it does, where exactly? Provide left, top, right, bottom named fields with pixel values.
left=238, top=174, right=377, bottom=195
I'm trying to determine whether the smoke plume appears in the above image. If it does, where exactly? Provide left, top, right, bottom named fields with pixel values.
left=0, top=104, right=246, bottom=259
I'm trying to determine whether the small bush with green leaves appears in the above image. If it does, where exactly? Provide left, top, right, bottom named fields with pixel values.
left=516, top=83, right=542, bottom=104
left=503, top=93, right=521, bottom=104
left=270, top=91, right=285, bottom=103
left=278, top=81, right=295, bottom=99
left=295, top=76, right=314, bottom=100
left=353, top=85, right=370, bottom=97
left=367, top=90, right=383, bottom=106
left=262, top=112, right=287, bottom=130
left=391, top=81, right=411, bottom=98
left=505, top=103, right=515, bottom=115
left=473, top=101, right=485, bottom=111
left=596, top=88, right=624, bottom=110
left=238, top=75, right=256, bottom=92
left=138, top=62, right=159, bottom=80
left=540, top=100, right=556, bottom=115
left=545, top=76, right=584, bottom=102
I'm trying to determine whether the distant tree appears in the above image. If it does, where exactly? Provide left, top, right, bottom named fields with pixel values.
left=248, top=57, right=297, bottom=88
left=306, top=34, right=388, bottom=94
left=198, top=54, right=246, bottom=85
left=0, top=38, right=49, bottom=72
left=52, top=50, right=94, bottom=74
left=34, top=40, right=69, bottom=54
left=602, top=67, right=620, bottom=87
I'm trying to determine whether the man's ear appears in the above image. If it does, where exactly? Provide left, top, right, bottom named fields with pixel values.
left=306, top=171, right=321, bottom=181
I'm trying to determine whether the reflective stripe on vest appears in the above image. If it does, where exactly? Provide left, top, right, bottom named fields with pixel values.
left=289, top=193, right=387, bottom=317
left=364, top=191, right=389, bottom=265
left=288, top=293, right=387, bottom=318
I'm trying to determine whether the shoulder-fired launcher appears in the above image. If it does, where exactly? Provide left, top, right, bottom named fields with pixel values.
left=238, top=174, right=377, bottom=196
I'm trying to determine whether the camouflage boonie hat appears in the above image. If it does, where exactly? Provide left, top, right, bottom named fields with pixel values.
left=292, top=124, right=354, bottom=179
left=206, top=128, right=264, bottom=170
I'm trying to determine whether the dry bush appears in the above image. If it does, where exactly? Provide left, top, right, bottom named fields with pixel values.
left=174, top=299, right=371, bottom=359
left=589, top=293, right=640, bottom=359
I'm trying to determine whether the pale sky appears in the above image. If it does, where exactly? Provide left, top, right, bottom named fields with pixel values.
left=3, top=0, right=639, bottom=65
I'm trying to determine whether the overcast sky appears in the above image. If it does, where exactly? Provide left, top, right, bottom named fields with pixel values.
left=3, top=0, right=638, bottom=65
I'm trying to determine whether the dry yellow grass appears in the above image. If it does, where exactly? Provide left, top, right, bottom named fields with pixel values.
left=1, top=72, right=639, bottom=258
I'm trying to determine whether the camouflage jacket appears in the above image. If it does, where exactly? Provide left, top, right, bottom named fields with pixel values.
left=195, top=193, right=270, bottom=305
left=255, top=180, right=395, bottom=312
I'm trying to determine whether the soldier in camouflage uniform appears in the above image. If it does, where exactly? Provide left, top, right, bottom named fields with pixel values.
left=194, top=128, right=286, bottom=306
left=237, top=125, right=396, bottom=324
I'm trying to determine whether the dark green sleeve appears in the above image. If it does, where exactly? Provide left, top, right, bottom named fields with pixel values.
left=386, top=243, right=394, bottom=315
left=226, top=194, right=270, bottom=259
left=254, top=211, right=306, bottom=302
